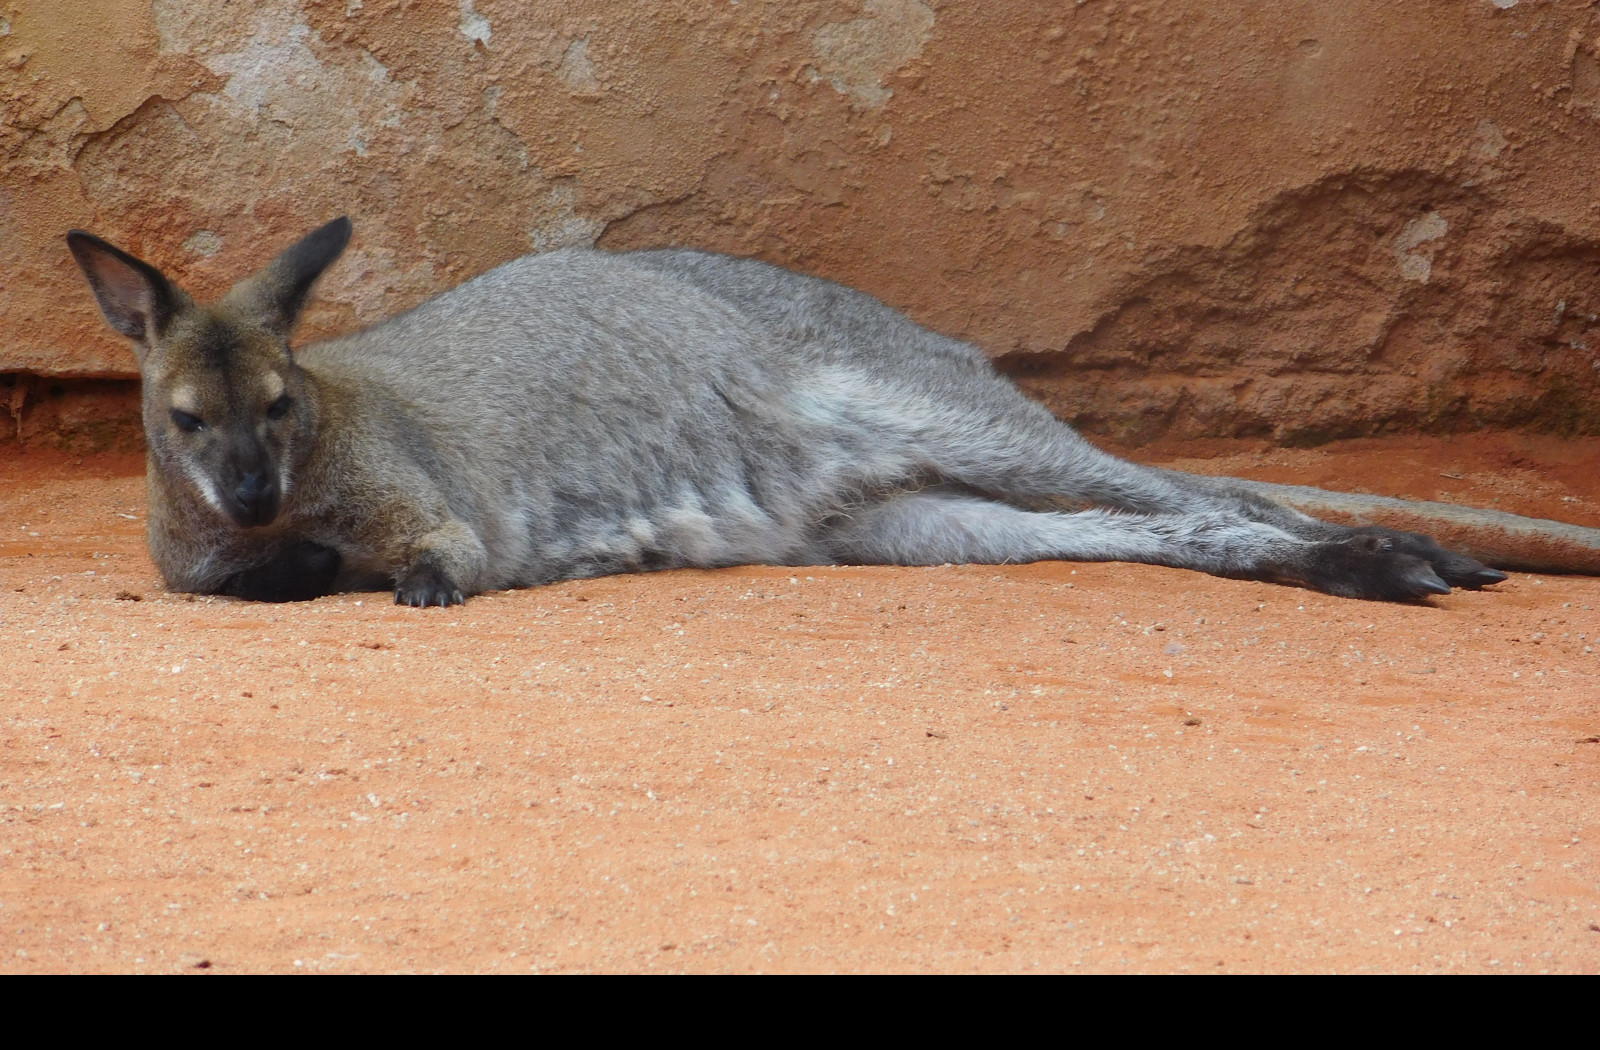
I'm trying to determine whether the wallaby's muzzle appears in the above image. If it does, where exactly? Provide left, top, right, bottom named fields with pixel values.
left=230, top=470, right=280, bottom=528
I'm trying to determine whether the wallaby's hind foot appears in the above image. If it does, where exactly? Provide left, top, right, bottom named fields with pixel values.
left=220, top=540, right=342, bottom=603
left=1292, top=538, right=1453, bottom=602
left=1345, top=526, right=1507, bottom=590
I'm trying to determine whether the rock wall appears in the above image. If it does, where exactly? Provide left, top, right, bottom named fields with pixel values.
left=5, top=0, right=1600, bottom=444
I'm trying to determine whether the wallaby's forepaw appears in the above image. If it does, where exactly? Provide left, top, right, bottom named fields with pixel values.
left=1302, top=539, right=1453, bottom=602
left=221, top=540, right=342, bottom=603
left=395, top=558, right=467, bottom=607
left=1347, top=526, right=1508, bottom=590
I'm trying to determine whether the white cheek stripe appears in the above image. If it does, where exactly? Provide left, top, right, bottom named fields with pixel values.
left=276, top=432, right=294, bottom=504
left=182, top=459, right=228, bottom=517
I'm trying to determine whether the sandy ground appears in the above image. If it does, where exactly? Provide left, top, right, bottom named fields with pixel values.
left=1, top=433, right=1597, bottom=973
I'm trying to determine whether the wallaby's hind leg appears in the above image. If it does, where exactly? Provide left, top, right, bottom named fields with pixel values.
left=846, top=372, right=1501, bottom=594
left=810, top=489, right=1455, bottom=602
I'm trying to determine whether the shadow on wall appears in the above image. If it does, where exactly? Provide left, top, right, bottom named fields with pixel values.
left=1, top=376, right=144, bottom=453
left=998, top=171, right=1600, bottom=446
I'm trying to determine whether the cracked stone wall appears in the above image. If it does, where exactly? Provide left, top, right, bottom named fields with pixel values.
left=6, top=0, right=1600, bottom=445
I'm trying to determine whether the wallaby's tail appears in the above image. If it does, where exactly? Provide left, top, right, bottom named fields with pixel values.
left=1226, top=479, right=1600, bottom=575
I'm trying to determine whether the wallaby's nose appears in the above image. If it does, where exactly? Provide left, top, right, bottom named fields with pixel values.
left=233, top=472, right=279, bottom=526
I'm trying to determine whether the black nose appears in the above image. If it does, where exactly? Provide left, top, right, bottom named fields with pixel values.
left=233, top=472, right=279, bottom=526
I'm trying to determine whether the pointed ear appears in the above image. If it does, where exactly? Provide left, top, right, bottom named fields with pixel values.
left=66, top=231, right=179, bottom=344
left=224, top=217, right=352, bottom=337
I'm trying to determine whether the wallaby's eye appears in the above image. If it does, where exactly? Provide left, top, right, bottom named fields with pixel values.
left=267, top=394, right=293, bottom=421
left=170, top=409, right=204, bottom=433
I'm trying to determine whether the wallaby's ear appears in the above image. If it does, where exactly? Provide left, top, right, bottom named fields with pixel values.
left=66, top=230, right=179, bottom=345
left=224, top=217, right=352, bottom=337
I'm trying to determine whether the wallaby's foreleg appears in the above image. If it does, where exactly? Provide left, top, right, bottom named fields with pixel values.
left=810, top=489, right=1457, bottom=601
left=390, top=518, right=488, bottom=608
left=219, top=540, right=343, bottom=602
left=349, top=474, right=492, bottom=607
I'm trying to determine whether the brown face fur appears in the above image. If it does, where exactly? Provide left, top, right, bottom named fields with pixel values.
left=141, top=307, right=312, bottom=526
left=67, top=219, right=350, bottom=529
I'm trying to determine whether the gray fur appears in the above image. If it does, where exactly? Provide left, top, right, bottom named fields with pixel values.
left=69, top=221, right=1521, bottom=605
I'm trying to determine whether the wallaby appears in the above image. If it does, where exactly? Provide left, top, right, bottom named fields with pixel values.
left=66, top=218, right=1600, bottom=607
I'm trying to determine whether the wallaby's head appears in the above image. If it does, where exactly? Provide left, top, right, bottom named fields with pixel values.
left=67, top=218, right=351, bottom=528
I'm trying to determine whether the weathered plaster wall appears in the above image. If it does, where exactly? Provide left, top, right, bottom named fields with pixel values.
left=5, top=0, right=1600, bottom=443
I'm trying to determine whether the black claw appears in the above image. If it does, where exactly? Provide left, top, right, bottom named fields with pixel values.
left=1387, top=557, right=1452, bottom=601
left=1458, top=567, right=1509, bottom=589
left=1431, top=554, right=1503, bottom=588
left=1412, top=570, right=1453, bottom=596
